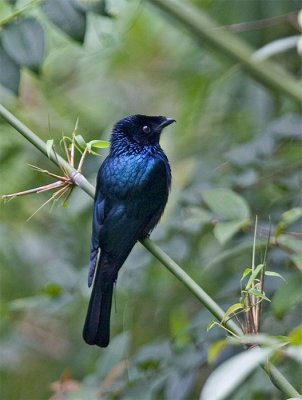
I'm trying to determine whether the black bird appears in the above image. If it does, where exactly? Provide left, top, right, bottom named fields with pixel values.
left=83, top=114, right=175, bottom=347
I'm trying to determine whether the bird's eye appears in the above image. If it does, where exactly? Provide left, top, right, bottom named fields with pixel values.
left=142, top=125, right=151, bottom=134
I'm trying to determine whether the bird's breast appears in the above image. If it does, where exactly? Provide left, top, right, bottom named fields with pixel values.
left=101, top=153, right=165, bottom=198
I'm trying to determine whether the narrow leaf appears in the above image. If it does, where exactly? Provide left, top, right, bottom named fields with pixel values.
left=246, top=264, right=264, bottom=290
left=289, top=326, right=302, bottom=345
left=265, top=271, right=285, bottom=282
left=88, top=139, right=110, bottom=149
left=291, top=254, right=302, bottom=271
left=200, top=347, right=272, bottom=400
left=284, top=346, right=302, bottom=364
left=208, top=340, right=229, bottom=364
left=231, top=333, right=287, bottom=347
left=46, top=139, right=54, bottom=158
left=207, top=320, right=219, bottom=331
left=74, top=134, right=87, bottom=149
left=252, top=215, right=258, bottom=270
left=248, top=288, right=270, bottom=302
left=222, top=303, right=244, bottom=322
left=241, top=268, right=252, bottom=281
left=276, top=207, right=302, bottom=235
left=277, top=235, right=302, bottom=253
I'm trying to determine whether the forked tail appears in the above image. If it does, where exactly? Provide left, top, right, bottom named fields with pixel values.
left=83, top=256, right=114, bottom=347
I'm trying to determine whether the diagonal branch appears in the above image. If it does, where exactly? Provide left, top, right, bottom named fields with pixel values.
left=147, top=0, right=302, bottom=105
left=0, top=103, right=300, bottom=399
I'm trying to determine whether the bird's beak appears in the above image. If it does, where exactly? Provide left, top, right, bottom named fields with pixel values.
left=158, top=117, right=176, bottom=130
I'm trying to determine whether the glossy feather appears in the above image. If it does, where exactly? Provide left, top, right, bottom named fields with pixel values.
left=83, top=115, right=174, bottom=347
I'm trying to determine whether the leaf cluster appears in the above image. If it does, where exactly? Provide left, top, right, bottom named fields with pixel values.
left=0, top=0, right=111, bottom=94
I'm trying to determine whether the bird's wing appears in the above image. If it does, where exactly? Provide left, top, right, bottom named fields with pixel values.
left=88, top=171, right=106, bottom=287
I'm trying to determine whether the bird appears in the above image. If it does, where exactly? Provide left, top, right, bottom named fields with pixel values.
left=83, top=114, right=175, bottom=347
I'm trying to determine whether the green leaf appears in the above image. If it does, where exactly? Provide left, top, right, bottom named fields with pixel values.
left=186, top=207, right=213, bottom=224
left=273, top=273, right=302, bottom=318
left=46, top=139, right=54, bottom=158
left=241, top=268, right=252, bottom=281
left=74, top=134, right=87, bottom=149
left=230, top=333, right=288, bottom=347
left=208, top=340, right=229, bottom=364
left=207, top=320, right=219, bottom=331
left=2, top=17, right=45, bottom=73
left=286, top=398, right=302, bottom=400
left=290, top=253, right=302, bottom=272
left=214, top=219, right=249, bottom=244
left=284, top=346, right=302, bottom=364
left=43, top=283, right=62, bottom=298
left=10, top=295, right=50, bottom=311
left=200, top=347, right=273, bottom=400
left=289, top=326, right=302, bottom=345
left=87, top=139, right=110, bottom=149
left=277, top=235, right=302, bottom=254
left=169, top=308, right=189, bottom=336
left=41, top=0, right=87, bottom=43
left=276, top=207, right=302, bottom=236
left=222, top=303, right=244, bottom=322
left=0, top=41, right=20, bottom=95
left=248, top=288, right=270, bottom=302
left=169, top=309, right=190, bottom=346
left=203, top=188, right=250, bottom=220
left=245, top=264, right=264, bottom=290
left=265, top=271, right=285, bottom=282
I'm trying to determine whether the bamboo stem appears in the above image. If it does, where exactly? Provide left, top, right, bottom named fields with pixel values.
left=147, top=0, right=302, bottom=105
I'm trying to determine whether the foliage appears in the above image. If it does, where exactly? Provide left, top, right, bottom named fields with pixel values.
left=1, top=0, right=302, bottom=399
left=0, top=0, right=112, bottom=94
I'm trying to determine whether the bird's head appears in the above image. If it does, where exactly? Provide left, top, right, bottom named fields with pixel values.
left=112, top=115, right=175, bottom=147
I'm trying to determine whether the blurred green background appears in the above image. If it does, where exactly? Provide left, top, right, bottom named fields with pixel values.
left=1, top=0, right=301, bottom=399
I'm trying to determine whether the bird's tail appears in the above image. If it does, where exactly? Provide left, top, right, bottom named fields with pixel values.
left=83, top=255, right=114, bottom=347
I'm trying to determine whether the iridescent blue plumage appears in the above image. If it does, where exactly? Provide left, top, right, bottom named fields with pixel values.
left=83, top=115, right=175, bottom=347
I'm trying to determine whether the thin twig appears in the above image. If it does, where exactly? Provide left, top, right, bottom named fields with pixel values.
left=251, top=216, right=258, bottom=327
left=218, top=11, right=299, bottom=33
left=257, top=221, right=272, bottom=332
left=61, top=135, right=72, bottom=165
left=70, top=139, right=75, bottom=168
left=2, top=181, right=65, bottom=199
left=78, top=146, right=88, bottom=173
left=28, top=164, right=69, bottom=181
left=26, top=186, right=66, bottom=222
left=36, top=181, right=66, bottom=194
left=0, top=0, right=42, bottom=27
left=148, top=0, right=302, bottom=104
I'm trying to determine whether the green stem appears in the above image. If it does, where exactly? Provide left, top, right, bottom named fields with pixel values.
left=265, top=364, right=301, bottom=398
left=0, top=103, right=300, bottom=398
left=0, top=0, right=42, bottom=28
left=147, top=0, right=302, bottom=105
left=142, top=237, right=242, bottom=336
